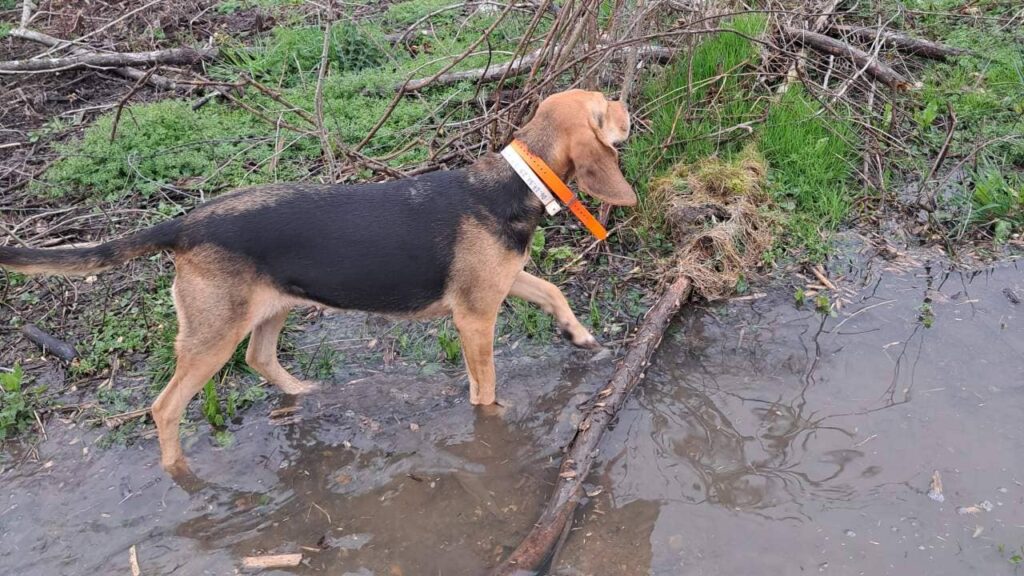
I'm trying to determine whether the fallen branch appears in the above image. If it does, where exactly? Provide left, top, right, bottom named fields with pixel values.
left=0, top=45, right=216, bottom=73
left=8, top=27, right=180, bottom=90
left=491, top=274, right=693, bottom=575
left=781, top=26, right=912, bottom=90
left=827, top=24, right=971, bottom=60
left=399, top=44, right=674, bottom=92
left=20, top=323, right=78, bottom=363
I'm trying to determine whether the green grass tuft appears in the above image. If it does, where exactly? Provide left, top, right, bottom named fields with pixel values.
left=759, top=86, right=857, bottom=260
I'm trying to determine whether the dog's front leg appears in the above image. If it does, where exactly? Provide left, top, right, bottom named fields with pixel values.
left=453, top=309, right=498, bottom=405
left=508, top=271, right=601, bottom=350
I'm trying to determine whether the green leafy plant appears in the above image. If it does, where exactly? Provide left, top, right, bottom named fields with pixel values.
left=437, top=321, right=462, bottom=364
left=919, top=302, right=935, bottom=328
left=202, top=380, right=226, bottom=427
left=0, top=365, right=36, bottom=441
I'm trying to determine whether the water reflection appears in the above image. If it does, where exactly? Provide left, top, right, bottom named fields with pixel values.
left=561, top=259, right=1024, bottom=575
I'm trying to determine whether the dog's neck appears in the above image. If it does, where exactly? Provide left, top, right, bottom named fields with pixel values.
left=510, top=126, right=571, bottom=180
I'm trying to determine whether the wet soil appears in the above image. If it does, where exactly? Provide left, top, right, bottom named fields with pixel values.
left=1, top=255, right=1022, bottom=575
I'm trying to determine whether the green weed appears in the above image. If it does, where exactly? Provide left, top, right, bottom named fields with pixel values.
left=202, top=378, right=266, bottom=427
left=40, top=0, right=537, bottom=202
left=42, top=100, right=290, bottom=201
left=504, top=297, right=554, bottom=340
left=0, top=365, right=40, bottom=441
left=966, top=166, right=1023, bottom=240
left=904, top=4, right=1024, bottom=239
left=227, top=384, right=269, bottom=417
left=202, top=380, right=226, bottom=427
left=815, top=293, right=834, bottom=316
left=919, top=302, right=935, bottom=328
left=437, top=320, right=461, bottom=364
left=221, top=24, right=384, bottom=87
left=301, top=343, right=341, bottom=380
left=530, top=229, right=574, bottom=274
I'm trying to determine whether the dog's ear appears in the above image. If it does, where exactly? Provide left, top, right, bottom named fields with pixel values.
left=571, top=99, right=637, bottom=207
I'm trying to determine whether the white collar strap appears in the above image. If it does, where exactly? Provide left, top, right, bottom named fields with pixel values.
left=500, top=144, right=562, bottom=216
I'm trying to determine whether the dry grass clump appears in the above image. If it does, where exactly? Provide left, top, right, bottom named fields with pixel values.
left=651, top=146, right=773, bottom=299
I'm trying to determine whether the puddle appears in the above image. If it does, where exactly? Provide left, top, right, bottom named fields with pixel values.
left=557, top=258, right=1023, bottom=575
left=1, top=257, right=1021, bottom=575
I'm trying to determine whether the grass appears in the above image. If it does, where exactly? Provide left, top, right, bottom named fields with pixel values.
left=622, top=14, right=768, bottom=219
left=759, top=86, right=857, bottom=261
left=895, top=0, right=1024, bottom=240
left=623, top=14, right=859, bottom=262
left=39, top=0, right=542, bottom=201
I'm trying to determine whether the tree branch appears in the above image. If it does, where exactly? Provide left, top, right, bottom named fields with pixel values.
left=781, top=26, right=912, bottom=90
left=7, top=27, right=183, bottom=90
left=0, top=44, right=216, bottom=73
left=827, top=24, right=971, bottom=61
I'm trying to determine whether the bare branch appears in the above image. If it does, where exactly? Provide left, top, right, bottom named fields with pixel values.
left=781, top=26, right=912, bottom=90
left=0, top=45, right=217, bottom=73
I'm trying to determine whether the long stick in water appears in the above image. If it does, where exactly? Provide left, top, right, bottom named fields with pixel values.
left=491, top=274, right=693, bottom=575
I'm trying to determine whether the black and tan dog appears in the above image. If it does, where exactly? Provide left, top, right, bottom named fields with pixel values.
left=0, top=89, right=635, bottom=471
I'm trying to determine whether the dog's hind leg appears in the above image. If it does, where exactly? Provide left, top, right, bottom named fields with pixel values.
left=507, top=271, right=601, bottom=350
left=246, top=308, right=317, bottom=395
left=151, top=262, right=251, bottom=472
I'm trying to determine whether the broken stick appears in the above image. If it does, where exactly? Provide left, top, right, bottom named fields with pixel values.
left=21, top=323, right=77, bottom=363
left=398, top=45, right=673, bottom=92
left=491, top=274, right=693, bottom=575
left=241, top=553, right=303, bottom=569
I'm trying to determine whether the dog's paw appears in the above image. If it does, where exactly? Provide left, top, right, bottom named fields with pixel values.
left=278, top=379, right=320, bottom=395
left=562, top=327, right=603, bottom=351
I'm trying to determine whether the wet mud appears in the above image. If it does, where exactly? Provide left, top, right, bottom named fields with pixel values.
left=2, top=256, right=1021, bottom=575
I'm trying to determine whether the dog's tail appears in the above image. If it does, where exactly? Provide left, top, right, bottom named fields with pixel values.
left=0, top=220, right=181, bottom=276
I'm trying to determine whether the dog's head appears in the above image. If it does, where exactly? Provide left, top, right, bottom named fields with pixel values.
left=516, top=89, right=637, bottom=207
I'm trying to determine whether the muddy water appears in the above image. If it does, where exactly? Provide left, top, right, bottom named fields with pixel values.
left=1, top=257, right=1021, bottom=575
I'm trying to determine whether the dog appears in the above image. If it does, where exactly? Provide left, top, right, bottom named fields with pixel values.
left=0, top=89, right=636, bottom=472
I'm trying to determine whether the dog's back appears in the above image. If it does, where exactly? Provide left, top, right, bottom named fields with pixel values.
left=179, top=174, right=473, bottom=313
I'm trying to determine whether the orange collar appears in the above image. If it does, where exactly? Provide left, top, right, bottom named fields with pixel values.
left=502, top=139, right=609, bottom=241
